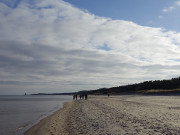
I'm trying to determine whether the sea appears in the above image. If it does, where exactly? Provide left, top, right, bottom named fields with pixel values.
left=0, top=95, right=72, bottom=135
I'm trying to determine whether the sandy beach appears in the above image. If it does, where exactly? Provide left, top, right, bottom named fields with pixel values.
left=25, top=95, right=180, bottom=135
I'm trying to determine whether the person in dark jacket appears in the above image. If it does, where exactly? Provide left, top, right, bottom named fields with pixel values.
left=85, top=94, right=88, bottom=100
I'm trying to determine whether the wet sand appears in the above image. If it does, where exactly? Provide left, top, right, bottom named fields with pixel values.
left=25, top=95, right=180, bottom=135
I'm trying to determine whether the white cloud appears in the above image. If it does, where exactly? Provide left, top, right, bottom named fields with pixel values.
left=1, top=0, right=180, bottom=94
left=162, top=6, right=174, bottom=12
left=162, top=0, right=180, bottom=12
left=175, top=1, right=180, bottom=6
left=158, top=16, right=163, bottom=19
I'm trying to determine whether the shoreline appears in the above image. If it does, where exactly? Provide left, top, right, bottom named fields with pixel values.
left=25, top=95, right=180, bottom=135
left=24, top=101, right=73, bottom=135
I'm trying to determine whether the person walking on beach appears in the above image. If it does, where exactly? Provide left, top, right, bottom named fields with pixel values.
left=73, top=95, right=77, bottom=100
left=79, top=95, right=82, bottom=100
left=82, top=94, right=84, bottom=99
left=85, top=94, right=88, bottom=100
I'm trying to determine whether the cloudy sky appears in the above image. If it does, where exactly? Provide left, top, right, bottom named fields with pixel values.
left=1, top=0, right=180, bottom=95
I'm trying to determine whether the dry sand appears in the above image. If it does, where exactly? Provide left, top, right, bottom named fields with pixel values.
left=25, top=95, right=180, bottom=135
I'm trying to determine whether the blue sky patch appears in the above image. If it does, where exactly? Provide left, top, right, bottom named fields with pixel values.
left=98, top=44, right=111, bottom=51
left=0, top=0, right=21, bottom=8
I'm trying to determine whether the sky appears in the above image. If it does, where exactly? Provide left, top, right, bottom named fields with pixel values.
left=0, top=0, right=180, bottom=95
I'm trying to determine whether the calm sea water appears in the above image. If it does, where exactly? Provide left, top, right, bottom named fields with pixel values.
left=0, top=95, right=72, bottom=135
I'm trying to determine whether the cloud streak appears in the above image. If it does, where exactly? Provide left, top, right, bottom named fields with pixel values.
left=162, top=0, right=180, bottom=12
left=1, top=0, right=180, bottom=94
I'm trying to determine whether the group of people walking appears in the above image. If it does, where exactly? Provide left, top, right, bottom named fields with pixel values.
left=73, top=94, right=88, bottom=100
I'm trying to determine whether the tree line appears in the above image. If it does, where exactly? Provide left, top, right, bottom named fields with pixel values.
left=87, top=77, right=180, bottom=95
